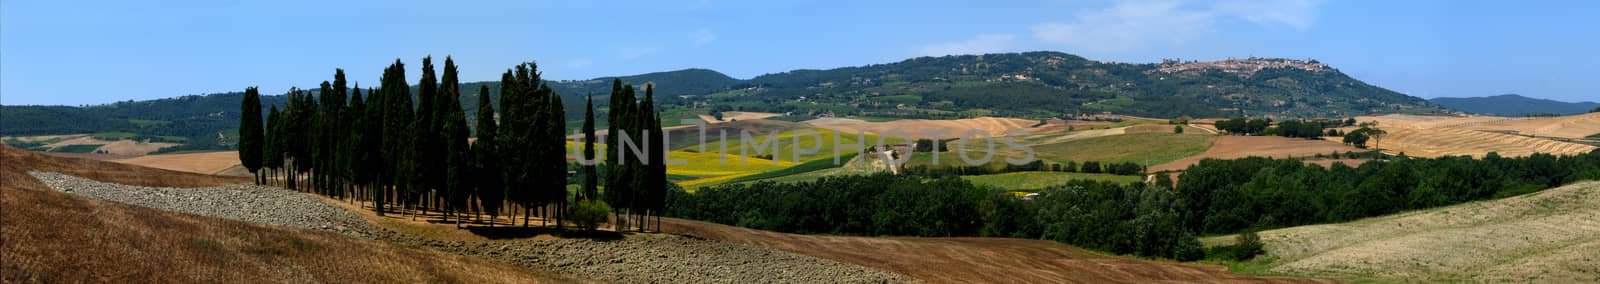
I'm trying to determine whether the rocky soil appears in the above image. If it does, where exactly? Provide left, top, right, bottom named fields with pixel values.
left=29, top=171, right=914, bottom=283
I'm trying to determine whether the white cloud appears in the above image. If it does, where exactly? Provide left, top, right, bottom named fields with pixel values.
left=1031, top=0, right=1321, bottom=53
left=919, top=34, right=1018, bottom=56
left=1215, top=0, right=1320, bottom=30
left=618, top=47, right=659, bottom=60
left=691, top=29, right=718, bottom=46
left=569, top=58, right=592, bottom=69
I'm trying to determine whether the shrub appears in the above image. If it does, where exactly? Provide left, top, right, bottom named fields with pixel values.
left=1230, top=230, right=1264, bottom=261
left=569, top=199, right=611, bottom=231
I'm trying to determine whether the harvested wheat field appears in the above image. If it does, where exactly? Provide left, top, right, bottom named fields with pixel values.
left=0, top=145, right=564, bottom=283
left=1204, top=181, right=1600, bottom=282
left=1350, top=114, right=1598, bottom=158
left=804, top=117, right=1046, bottom=139
left=1374, top=127, right=1595, bottom=157
left=1149, top=136, right=1366, bottom=172
left=1456, top=112, right=1600, bottom=139
left=111, top=151, right=242, bottom=175
left=696, top=111, right=782, bottom=123
left=37, top=135, right=179, bottom=155
left=660, top=217, right=1329, bottom=284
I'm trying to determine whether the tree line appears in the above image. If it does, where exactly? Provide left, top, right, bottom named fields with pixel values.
left=667, top=149, right=1600, bottom=261
left=237, top=57, right=668, bottom=231
left=1177, top=150, right=1600, bottom=234
left=666, top=174, right=1205, bottom=261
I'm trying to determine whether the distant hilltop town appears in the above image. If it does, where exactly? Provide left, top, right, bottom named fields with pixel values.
left=1155, top=57, right=1330, bottom=76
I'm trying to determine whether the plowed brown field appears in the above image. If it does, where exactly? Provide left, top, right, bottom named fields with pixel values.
left=661, top=218, right=1331, bottom=283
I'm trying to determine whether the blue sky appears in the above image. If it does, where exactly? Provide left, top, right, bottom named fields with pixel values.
left=3, top=0, right=1597, bottom=106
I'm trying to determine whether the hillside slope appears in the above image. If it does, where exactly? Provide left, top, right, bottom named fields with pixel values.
left=1207, top=180, right=1600, bottom=282
left=1430, top=94, right=1600, bottom=116
left=0, top=145, right=564, bottom=282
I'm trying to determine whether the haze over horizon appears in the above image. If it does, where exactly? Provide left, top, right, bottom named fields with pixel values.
left=3, top=0, right=1597, bottom=106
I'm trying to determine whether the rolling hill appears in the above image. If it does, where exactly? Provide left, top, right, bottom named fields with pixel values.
left=1429, top=94, right=1600, bottom=116
left=1203, top=180, right=1600, bottom=282
left=3, top=51, right=1439, bottom=152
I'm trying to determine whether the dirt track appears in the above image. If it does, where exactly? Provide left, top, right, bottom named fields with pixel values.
left=660, top=218, right=1329, bottom=283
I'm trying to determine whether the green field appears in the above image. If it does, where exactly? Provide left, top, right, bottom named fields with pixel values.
left=740, top=155, right=889, bottom=185
left=688, top=128, right=909, bottom=162
left=961, top=171, right=1141, bottom=191
left=1030, top=132, right=1215, bottom=166
left=48, top=144, right=102, bottom=153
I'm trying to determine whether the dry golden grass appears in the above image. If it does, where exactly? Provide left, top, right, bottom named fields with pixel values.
left=660, top=218, right=1330, bottom=284
left=1204, top=181, right=1600, bottom=282
left=111, top=151, right=242, bottom=175
left=0, top=145, right=568, bottom=283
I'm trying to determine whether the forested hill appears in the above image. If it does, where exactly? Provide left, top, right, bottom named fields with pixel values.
left=1429, top=94, right=1600, bottom=116
left=2, top=51, right=1437, bottom=150
left=726, top=52, right=1436, bottom=119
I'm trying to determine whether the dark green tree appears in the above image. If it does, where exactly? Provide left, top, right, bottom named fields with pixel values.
left=442, top=57, right=472, bottom=227
left=416, top=56, right=441, bottom=216
left=581, top=93, right=599, bottom=200
left=263, top=105, right=284, bottom=186
left=474, top=84, right=505, bottom=226
left=238, top=86, right=264, bottom=185
left=380, top=59, right=414, bottom=216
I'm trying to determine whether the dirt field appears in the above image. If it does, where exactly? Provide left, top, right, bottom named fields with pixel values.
left=0, top=145, right=565, bottom=283
left=803, top=117, right=1046, bottom=139
left=1204, top=181, right=1600, bottom=282
left=1149, top=136, right=1367, bottom=172
left=1350, top=114, right=1597, bottom=158
left=111, top=151, right=242, bottom=175
left=660, top=217, right=1328, bottom=283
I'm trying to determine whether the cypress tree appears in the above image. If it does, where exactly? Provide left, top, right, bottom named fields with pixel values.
left=238, top=87, right=264, bottom=185
left=443, top=81, right=471, bottom=228
left=316, top=80, right=333, bottom=196
left=545, top=89, right=567, bottom=227
left=581, top=93, right=599, bottom=200
left=263, top=105, right=283, bottom=186
left=380, top=59, right=413, bottom=216
left=475, top=84, right=505, bottom=226
left=642, top=85, right=666, bottom=231
left=603, top=79, right=624, bottom=227
left=329, top=69, right=349, bottom=199
left=347, top=85, right=365, bottom=203
left=362, top=85, right=385, bottom=214
left=416, top=56, right=439, bottom=215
